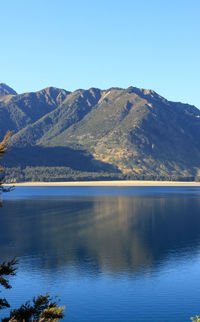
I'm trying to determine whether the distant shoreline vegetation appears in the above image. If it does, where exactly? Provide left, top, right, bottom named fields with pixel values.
left=3, top=166, right=200, bottom=183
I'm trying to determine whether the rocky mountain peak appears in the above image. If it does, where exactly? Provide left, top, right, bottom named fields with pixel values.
left=0, top=83, right=17, bottom=96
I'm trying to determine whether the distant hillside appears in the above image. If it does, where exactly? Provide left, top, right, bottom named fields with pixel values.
left=0, top=83, right=17, bottom=96
left=0, top=86, right=69, bottom=139
left=1, top=84, right=200, bottom=182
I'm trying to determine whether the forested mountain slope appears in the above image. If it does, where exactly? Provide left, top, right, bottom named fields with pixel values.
left=0, top=86, right=69, bottom=139
left=1, top=84, right=200, bottom=182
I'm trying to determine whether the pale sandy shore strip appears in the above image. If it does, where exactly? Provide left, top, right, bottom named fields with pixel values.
left=5, top=180, right=200, bottom=187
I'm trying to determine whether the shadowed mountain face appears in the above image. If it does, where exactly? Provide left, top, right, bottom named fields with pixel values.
left=1, top=84, right=200, bottom=181
left=0, top=86, right=70, bottom=139
left=0, top=83, right=17, bottom=96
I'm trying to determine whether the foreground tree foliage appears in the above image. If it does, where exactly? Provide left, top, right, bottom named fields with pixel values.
left=191, top=317, right=200, bottom=322
left=0, top=133, right=65, bottom=321
left=0, top=259, right=17, bottom=310
left=2, top=293, right=64, bottom=321
left=0, top=132, right=12, bottom=192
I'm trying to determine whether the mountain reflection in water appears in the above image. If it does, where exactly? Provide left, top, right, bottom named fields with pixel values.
left=1, top=194, right=200, bottom=274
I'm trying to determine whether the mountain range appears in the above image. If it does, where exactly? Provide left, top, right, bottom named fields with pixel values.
left=0, top=82, right=200, bottom=182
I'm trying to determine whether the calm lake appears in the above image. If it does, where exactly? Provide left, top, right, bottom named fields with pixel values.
left=1, top=186, right=200, bottom=321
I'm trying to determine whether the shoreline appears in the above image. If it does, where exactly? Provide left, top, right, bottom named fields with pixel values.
left=5, top=180, right=200, bottom=187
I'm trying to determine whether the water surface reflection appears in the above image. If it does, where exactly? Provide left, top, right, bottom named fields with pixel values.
left=2, top=188, right=200, bottom=321
left=1, top=193, right=200, bottom=274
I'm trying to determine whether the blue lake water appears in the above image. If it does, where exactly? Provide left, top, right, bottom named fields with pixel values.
left=1, top=186, right=200, bottom=321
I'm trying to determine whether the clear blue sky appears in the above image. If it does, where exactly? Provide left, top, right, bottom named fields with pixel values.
left=1, top=0, right=200, bottom=108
